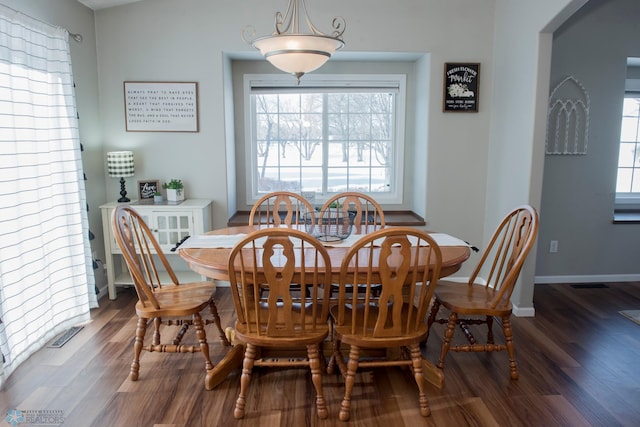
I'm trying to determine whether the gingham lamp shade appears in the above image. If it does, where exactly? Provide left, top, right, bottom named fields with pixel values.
left=107, top=151, right=135, bottom=178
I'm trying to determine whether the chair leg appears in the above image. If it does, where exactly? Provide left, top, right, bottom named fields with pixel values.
left=502, top=315, right=519, bottom=380
left=408, top=343, right=431, bottom=417
left=153, top=317, right=161, bottom=345
left=172, top=323, right=189, bottom=345
left=437, top=311, right=458, bottom=370
left=307, top=344, right=328, bottom=419
left=339, top=345, right=360, bottom=422
left=330, top=338, right=348, bottom=377
left=234, top=343, right=257, bottom=419
left=193, top=313, right=214, bottom=372
left=424, top=298, right=441, bottom=345
left=327, top=330, right=340, bottom=375
left=318, top=339, right=327, bottom=374
left=130, top=316, right=147, bottom=381
left=209, top=300, right=231, bottom=346
left=486, top=315, right=495, bottom=344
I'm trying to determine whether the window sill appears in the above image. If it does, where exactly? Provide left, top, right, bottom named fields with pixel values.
left=612, top=210, right=640, bottom=223
left=227, top=210, right=425, bottom=227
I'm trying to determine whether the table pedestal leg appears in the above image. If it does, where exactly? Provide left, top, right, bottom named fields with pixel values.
left=204, top=327, right=245, bottom=390
left=422, top=357, right=444, bottom=389
left=205, top=344, right=244, bottom=390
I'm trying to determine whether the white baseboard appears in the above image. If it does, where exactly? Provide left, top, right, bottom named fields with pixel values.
left=512, top=304, right=535, bottom=317
left=535, top=274, right=640, bottom=284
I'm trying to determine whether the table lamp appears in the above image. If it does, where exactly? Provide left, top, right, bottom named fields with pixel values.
left=107, top=151, right=135, bottom=202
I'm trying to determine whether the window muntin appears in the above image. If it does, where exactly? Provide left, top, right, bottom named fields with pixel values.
left=246, top=75, right=405, bottom=204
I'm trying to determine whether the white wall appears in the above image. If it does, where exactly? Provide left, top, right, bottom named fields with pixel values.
left=485, top=0, right=584, bottom=314
left=536, top=0, right=640, bottom=282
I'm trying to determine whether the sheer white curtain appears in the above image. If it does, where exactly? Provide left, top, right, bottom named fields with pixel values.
left=0, top=6, right=98, bottom=384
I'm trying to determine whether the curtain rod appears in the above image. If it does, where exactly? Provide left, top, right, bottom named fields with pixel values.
left=0, top=3, right=83, bottom=43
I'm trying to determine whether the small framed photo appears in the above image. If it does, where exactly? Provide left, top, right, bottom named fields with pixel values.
left=443, top=63, right=480, bottom=112
left=137, top=180, right=160, bottom=201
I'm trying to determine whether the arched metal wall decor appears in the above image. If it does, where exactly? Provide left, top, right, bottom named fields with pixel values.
left=545, top=76, right=590, bottom=155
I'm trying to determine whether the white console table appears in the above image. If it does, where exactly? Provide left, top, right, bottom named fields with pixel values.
left=100, top=199, right=212, bottom=299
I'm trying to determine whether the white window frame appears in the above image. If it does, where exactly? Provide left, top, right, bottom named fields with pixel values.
left=616, top=89, right=640, bottom=208
left=243, top=74, right=406, bottom=205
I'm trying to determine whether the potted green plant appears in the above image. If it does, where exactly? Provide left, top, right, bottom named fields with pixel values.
left=153, top=191, right=163, bottom=203
left=162, top=179, right=184, bottom=203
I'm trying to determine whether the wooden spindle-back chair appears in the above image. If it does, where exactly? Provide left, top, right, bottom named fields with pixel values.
left=320, top=192, right=386, bottom=299
left=227, top=228, right=332, bottom=419
left=319, top=191, right=385, bottom=234
left=248, top=191, right=315, bottom=227
left=112, top=205, right=230, bottom=389
left=426, top=204, right=539, bottom=380
left=327, top=227, right=443, bottom=421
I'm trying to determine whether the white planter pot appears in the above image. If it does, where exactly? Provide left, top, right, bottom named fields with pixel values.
left=166, top=188, right=184, bottom=203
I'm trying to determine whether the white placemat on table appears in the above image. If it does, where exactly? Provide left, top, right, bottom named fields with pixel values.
left=321, top=232, right=469, bottom=248
left=179, top=232, right=469, bottom=249
left=429, top=233, right=470, bottom=247
left=182, top=234, right=338, bottom=249
left=179, top=234, right=248, bottom=249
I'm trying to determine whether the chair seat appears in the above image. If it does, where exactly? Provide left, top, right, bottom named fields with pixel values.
left=234, top=302, right=329, bottom=346
left=234, top=321, right=329, bottom=347
left=135, top=281, right=216, bottom=318
left=330, top=303, right=428, bottom=348
left=435, top=280, right=513, bottom=317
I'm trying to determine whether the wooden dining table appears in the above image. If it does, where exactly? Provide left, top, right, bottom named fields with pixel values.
left=178, top=225, right=471, bottom=390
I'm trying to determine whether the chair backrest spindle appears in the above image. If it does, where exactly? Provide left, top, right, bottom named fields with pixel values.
left=112, top=206, right=181, bottom=309
left=467, top=205, right=538, bottom=309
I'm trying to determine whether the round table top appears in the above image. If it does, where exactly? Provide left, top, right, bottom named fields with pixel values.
left=179, top=225, right=471, bottom=282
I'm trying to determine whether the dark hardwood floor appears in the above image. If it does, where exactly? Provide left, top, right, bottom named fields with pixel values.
left=1, top=282, right=640, bottom=426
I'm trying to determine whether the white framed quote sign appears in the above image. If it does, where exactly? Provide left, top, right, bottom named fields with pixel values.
left=124, top=81, right=199, bottom=132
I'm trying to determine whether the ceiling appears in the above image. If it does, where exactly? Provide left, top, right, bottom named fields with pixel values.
left=77, top=0, right=142, bottom=10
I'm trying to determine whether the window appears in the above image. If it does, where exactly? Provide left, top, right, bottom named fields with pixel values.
left=244, top=74, right=406, bottom=204
left=617, top=93, right=640, bottom=202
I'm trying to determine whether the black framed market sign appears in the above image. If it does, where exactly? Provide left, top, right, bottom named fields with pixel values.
left=443, top=63, right=480, bottom=112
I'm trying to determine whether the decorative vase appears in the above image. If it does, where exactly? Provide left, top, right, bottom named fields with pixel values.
left=166, top=188, right=184, bottom=203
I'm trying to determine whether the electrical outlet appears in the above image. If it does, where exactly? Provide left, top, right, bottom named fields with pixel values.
left=549, top=240, right=558, bottom=253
